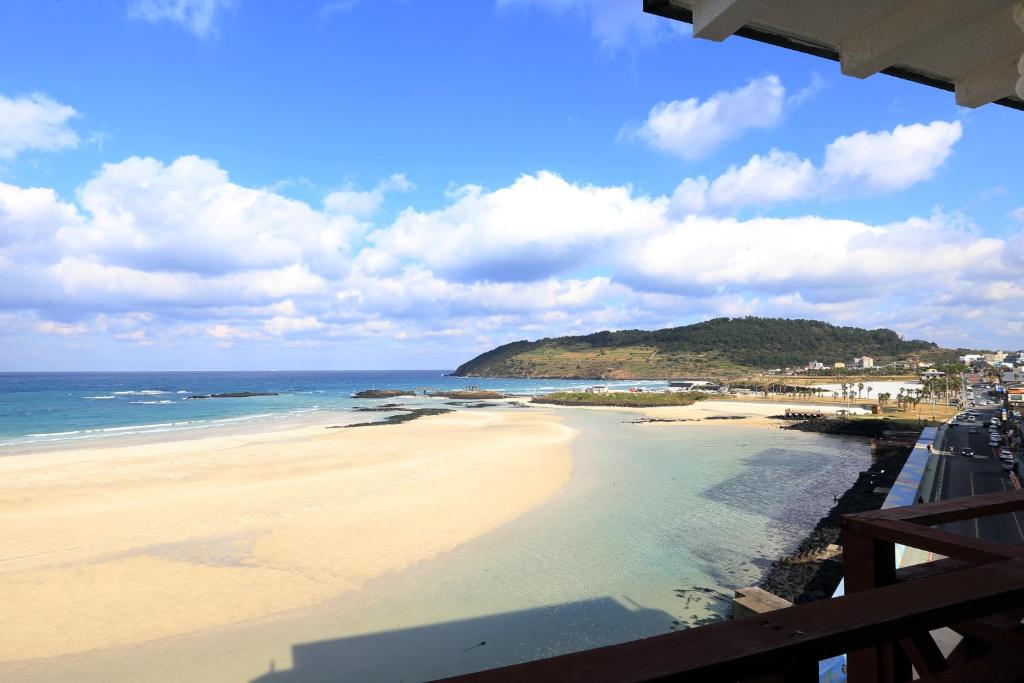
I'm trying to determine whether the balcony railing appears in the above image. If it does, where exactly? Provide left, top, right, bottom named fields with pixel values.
left=435, top=489, right=1024, bottom=682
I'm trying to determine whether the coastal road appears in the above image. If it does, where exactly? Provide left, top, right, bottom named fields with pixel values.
left=937, top=405, right=1024, bottom=545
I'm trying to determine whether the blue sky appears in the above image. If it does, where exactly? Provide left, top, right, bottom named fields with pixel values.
left=1, top=0, right=1022, bottom=370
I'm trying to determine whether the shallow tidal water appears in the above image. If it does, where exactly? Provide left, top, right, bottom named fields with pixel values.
left=7, top=406, right=870, bottom=683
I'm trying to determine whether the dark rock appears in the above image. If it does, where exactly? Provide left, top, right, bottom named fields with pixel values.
left=352, top=389, right=411, bottom=399
left=329, top=408, right=455, bottom=429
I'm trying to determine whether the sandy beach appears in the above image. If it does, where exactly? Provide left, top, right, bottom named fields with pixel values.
left=637, top=399, right=869, bottom=426
left=543, top=398, right=869, bottom=428
left=0, top=409, right=575, bottom=664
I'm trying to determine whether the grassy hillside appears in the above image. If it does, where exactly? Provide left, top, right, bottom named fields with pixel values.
left=453, top=317, right=954, bottom=379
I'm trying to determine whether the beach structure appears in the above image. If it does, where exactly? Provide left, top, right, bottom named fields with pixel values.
left=443, top=3, right=1024, bottom=681
left=643, top=0, right=1024, bottom=110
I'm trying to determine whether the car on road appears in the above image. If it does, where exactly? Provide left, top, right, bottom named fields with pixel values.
left=961, top=448, right=974, bottom=457
left=970, top=427, right=979, bottom=433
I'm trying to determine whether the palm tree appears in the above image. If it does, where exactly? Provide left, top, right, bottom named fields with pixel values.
left=866, top=385, right=873, bottom=399
left=857, top=382, right=865, bottom=399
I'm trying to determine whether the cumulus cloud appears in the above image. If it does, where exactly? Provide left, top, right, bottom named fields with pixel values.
left=670, top=121, right=963, bottom=213
left=625, top=76, right=786, bottom=160
left=617, top=213, right=1005, bottom=301
left=0, top=93, right=80, bottom=160
left=371, top=171, right=667, bottom=281
left=64, top=155, right=360, bottom=276
left=821, top=121, right=963, bottom=193
left=128, top=0, right=234, bottom=37
left=2, top=125, right=1021, bottom=362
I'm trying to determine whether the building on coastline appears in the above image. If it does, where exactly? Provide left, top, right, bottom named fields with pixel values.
left=853, top=356, right=874, bottom=369
left=669, top=380, right=720, bottom=392
left=984, top=351, right=1007, bottom=364
left=805, top=361, right=826, bottom=370
left=585, top=385, right=609, bottom=394
left=921, top=369, right=946, bottom=379
left=832, top=361, right=845, bottom=369
left=960, top=353, right=983, bottom=364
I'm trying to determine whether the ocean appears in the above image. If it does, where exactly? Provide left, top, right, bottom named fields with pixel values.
left=0, top=371, right=657, bottom=451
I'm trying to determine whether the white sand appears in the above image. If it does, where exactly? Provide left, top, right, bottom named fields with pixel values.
left=0, top=410, right=574, bottom=663
left=631, top=399, right=869, bottom=427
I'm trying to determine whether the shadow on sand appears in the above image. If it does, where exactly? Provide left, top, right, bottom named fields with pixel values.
left=251, top=596, right=677, bottom=682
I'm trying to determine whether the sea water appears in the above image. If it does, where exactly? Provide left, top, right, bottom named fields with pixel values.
left=0, top=371, right=657, bottom=450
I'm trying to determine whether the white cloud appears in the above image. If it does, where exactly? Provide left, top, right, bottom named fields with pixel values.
left=3, top=139, right=1022, bottom=358
left=263, top=315, right=323, bottom=336
left=618, top=213, right=1006, bottom=302
left=324, top=173, right=412, bottom=216
left=706, top=150, right=817, bottom=209
left=626, top=76, right=786, bottom=160
left=670, top=121, right=964, bottom=213
left=64, top=155, right=359, bottom=276
left=1010, top=207, right=1024, bottom=223
left=821, top=121, right=963, bottom=193
left=372, top=171, right=667, bottom=281
left=0, top=93, right=80, bottom=160
left=128, top=0, right=234, bottom=37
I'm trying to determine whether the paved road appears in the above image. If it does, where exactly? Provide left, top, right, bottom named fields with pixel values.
left=937, top=401, right=1024, bottom=545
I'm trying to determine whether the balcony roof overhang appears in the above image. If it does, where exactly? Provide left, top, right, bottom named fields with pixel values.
left=644, top=0, right=1024, bottom=112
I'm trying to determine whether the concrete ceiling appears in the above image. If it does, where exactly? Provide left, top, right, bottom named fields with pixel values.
left=644, top=0, right=1024, bottom=111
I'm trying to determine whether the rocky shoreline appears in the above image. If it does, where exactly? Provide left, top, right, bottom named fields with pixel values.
left=329, top=407, right=454, bottom=429
left=757, top=440, right=915, bottom=604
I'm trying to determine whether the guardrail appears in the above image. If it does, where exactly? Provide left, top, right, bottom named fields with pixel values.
left=435, top=489, right=1024, bottom=683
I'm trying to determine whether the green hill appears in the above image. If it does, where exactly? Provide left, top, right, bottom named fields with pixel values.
left=452, top=317, right=955, bottom=379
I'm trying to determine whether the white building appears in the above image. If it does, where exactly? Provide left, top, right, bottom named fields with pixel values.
left=806, top=361, right=825, bottom=370
left=959, top=354, right=983, bottom=364
left=853, top=356, right=874, bottom=369
left=983, top=351, right=1006, bottom=364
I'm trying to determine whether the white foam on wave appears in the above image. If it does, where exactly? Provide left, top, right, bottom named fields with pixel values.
left=84, top=395, right=116, bottom=400
left=130, top=400, right=175, bottom=405
left=112, top=390, right=170, bottom=396
left=211, top=413, right=275, bottom=424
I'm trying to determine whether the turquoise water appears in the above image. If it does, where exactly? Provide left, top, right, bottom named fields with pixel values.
left=0, top=371, right=662, bottom=450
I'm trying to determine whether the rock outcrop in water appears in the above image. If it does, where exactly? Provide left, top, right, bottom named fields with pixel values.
left=352, top=389, right=411, bottom=399
left=330, top=407, right=454, bottom=428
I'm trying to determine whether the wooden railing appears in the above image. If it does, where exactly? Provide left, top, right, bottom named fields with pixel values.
left=434, top=489, right=1024, bottom=683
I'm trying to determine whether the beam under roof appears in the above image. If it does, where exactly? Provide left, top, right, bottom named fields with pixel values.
left=644, top=0, right=1024, bottom=112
